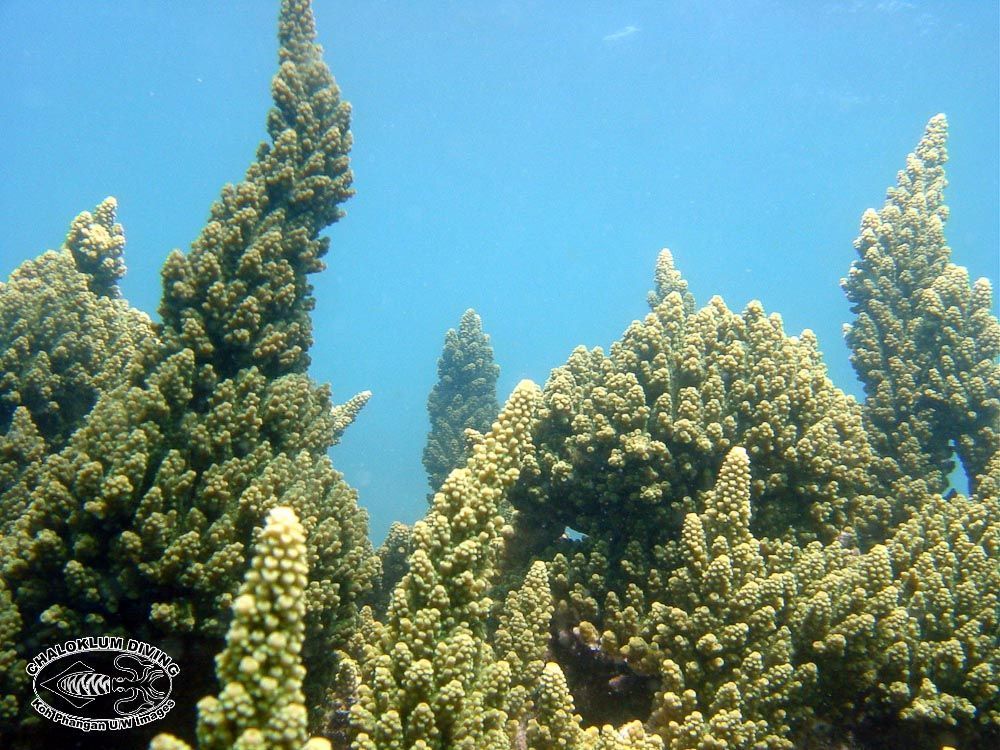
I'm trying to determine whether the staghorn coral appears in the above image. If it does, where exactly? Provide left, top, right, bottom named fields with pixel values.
left=787, top=485, right=1000, bottom=741
left=423, top=308, right=501, bottom=495
left=843, top=114, right=1000, bottom=496
left=646, top=249, right=695, bottom=316
left=634, top=447, right=818, bottom=749
left=0, top=199, right=155, bottom=510
left=502, top=257, right=883, bottom=721
left=509, top=270, right=880, bottom=563
left=0, top=307, right=374, bottom=740
left=0, top=579, right=21, bottom=723
left=331, top=390, right=371, bottom=446
left=64, top=196, right=128, bottom=298
left=346, top=380, right=667, bottom=749
left=150, top=505, right=331, bottom=750
left=0, top=0, right=996, bottom=745
left=159, top=0, right=353, bottom=381
left=368, top=521, right=414, bottom=615
left=322, top=113, right=992, bottom=750
left=347, top=380, right=542, bottom=749
left=492, top=116, right=999, bottom=748
left=879, top=485, right=999, bottom=727
left=0, top=0, right=375, bottom=738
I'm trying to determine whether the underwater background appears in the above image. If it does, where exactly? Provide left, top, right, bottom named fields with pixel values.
left=1, top=0, right=997, bottom=543
left=1, top=2, right=999, bottom=748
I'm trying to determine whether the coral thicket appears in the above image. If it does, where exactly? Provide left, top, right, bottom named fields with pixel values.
left=0, top=1, right=996, bottom=749
left=423, top=308, right=501, bottom=495
left=0, top=198, right=155, bottom=507
left=340, top=115, right=997, bottom=750
left=151, top=505, right=331, bottom=750
left=843, top=114, right=999, bottom=497
left=0, top=0, right=375, bottom=742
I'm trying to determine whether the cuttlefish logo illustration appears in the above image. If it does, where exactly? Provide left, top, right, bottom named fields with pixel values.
left=27, top=637, right=179, bottom=732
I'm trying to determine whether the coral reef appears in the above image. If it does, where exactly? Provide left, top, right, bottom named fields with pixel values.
left=0, top=0, right=375, bottom=742
left=507, top=247, right=880, bottom=553
left=0, top=0, right=995, bottom=748
left=423, top=309, right=501, bottom=495
left=151, top=505, right=331, bottom=750
left=347, top=381, right=543, bottom=749
left=843, top=115, right=999, bottom=497
left=341, top=115, right=993, bottom=749
left=0, top=199, right=155, bottom=512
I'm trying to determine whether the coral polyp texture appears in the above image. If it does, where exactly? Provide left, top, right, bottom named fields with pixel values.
left=151, top=505, right=331, bottom=750
left=843, top=114, right=999, bottom=498
left=347, top=381, right=544, bottom=749
left=0, top=198, right=155, bottom=507
left=0, top=0, right=374, bottom=744
left=0, top=0, right=997, bottom=748
left=423, top=308, right=501, bottom=495
left=158, top=0, right=353, bottom=380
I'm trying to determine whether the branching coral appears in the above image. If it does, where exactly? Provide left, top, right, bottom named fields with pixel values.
left=496, top=117, right=997, bottom=747
left=348, top=381, right=541, bottom=749
left=647, top=249, right=695, bottom=316
left=509, top=269, right=879, bottom=561
left=64, top=196, right=128, bottom=298
left=0, top=199, right=155, bottom=511
left=843, top=114, right=1000, bottom=496
left=0, top=0, right=996, bottom=746
left=150, top=505, right=331, bottom=750
left=331, top=390, right=371, bottom=445
left=502, top=256, right=883, bottom=716
left=637, top=447, right=818, bottom=749
left=368, top=521, right=414, bottom=615
left=159, top=0, right=353, bottom=380
left=423, top=309, right=501, bottom=495
left=0, top=0, right=375, bottom=738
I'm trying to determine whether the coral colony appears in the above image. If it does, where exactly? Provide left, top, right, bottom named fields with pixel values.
left=0, top=1, right=996, bottom=748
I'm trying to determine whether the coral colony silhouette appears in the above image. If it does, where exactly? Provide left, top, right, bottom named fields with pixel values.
left=0, top=1, right=996, bottom=749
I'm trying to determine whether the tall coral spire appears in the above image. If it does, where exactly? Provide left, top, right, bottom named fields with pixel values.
left=647, top=248, right=695, bottom=315
left=0, top=1, right=374, bottom=738
left=350, top=381, right=542, bottom=749
left=843, top=114, right=1000, bottom=494
left=64, top=197, right=127, bottom=298
left=0, top=201, right=154, bottom=469
left=150, top=506, right=332, bottom=750
left=423, top=308, right=501, bottom=494
left=159, top=0, right=354, bottom=379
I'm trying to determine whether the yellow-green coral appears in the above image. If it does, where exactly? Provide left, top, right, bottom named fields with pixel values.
left=331, top=390, right=371, bottom=445
left=151, top=505, right=331, bottom=750
left=159, top=0, right=353, bottom=379
left=843, top=114, right=999, bottom=495
left=511, top=280, right=878, bottom=557
left=369, top=521, right=413, bottom=615
left=0, top=0, right=375, bottom=739
left=647, top=249, right=695, bottom=316
left=1, top=1, right=997, bottom=747
left=348, top=381, right=542, bottom=749
left=423, top=308, right=501, bottom=495
left=884, top=488, right=999, bottom=725
left=64, top=196, right=127, bottom=297
left=502, top=258, right=882, bottom=742
left=617, top=448, right=817, bottom=749
left=494, top=115, right=998, bottom=748
left=0, top=199, right=155, bottom=504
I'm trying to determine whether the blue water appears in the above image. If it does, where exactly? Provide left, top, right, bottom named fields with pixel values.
left=1, top=0, right=997, bottom=542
